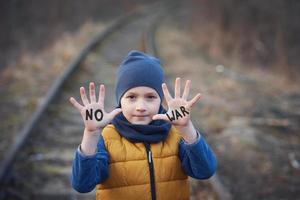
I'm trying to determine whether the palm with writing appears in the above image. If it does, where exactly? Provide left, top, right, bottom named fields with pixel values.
left=69, top=82, right=122, bottom=132
left=152, top=77, right=201, bottom=128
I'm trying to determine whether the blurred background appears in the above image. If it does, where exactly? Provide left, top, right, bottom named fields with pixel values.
left=0, top=0, right=299, bottom=199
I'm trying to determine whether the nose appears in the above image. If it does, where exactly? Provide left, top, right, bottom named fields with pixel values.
left=136, top=100, right=146, bottom=112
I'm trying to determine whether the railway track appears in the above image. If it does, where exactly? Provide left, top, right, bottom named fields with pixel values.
left=0, top=3, right=166, bottom=199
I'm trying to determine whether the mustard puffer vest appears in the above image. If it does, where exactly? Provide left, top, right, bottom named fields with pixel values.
left=96, top=124, right=190, bottom=200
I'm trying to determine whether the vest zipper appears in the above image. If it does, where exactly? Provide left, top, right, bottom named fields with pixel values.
left=144, top=143, right=156, bottom=200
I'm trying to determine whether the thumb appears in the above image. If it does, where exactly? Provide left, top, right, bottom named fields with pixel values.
left=108, top=108, right=122, bottom=119
left=152, top=114, right=169, bottom=121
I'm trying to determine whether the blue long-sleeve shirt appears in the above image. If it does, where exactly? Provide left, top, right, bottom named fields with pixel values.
left=71, top=132, right=217, bottom=193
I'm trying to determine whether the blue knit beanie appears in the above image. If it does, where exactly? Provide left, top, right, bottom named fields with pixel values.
left=115, top=50, right=165, bottom=107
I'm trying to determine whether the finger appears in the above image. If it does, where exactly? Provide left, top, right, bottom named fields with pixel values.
left=69, top=97, right=84, bottom=111
left=80, top=87, right=90, bottom=106
left=175, top=77, right=181, bottom=99
left=108, top=108, right=122, bottom=119
left=98, top=84, right=105, bottom=105
left=162, top=83, right=173, bottom=103
left=186, top=93, right=202, bottom=109
left=152, top=114, right=170, bottom=122
left=89, top=82, right=96, bottom=103
left=182, top=80, right=191, bottom=100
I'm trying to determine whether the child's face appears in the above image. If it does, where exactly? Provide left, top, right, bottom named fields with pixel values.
left=120, top=86, right=161, bottom=125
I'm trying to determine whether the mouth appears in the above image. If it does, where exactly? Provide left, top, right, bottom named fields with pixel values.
left=133, top=115, right=149, bottom=117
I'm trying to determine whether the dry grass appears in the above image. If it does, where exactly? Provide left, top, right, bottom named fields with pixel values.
left=0, top=20, right=108, bottom=161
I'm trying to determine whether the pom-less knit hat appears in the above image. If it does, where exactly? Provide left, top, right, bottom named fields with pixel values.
left=115, top=50, right=165, bottom=107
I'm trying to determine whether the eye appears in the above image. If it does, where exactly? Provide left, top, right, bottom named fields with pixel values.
left=126, top=95, right=136, bottom=99
left=147, top=95, right=157, bottom=99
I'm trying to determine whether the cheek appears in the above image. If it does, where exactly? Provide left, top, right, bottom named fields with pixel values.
left=121, top=106, right=132, bottom=116
left=150, top=101, right=161, bottom=114
left=121, top=102, right=135, bottom=116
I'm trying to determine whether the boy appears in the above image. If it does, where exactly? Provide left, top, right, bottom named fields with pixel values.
left=69, top=50, right=217, bottom=200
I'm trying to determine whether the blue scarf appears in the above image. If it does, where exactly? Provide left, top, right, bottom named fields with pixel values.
left=111, top=105, right=171, bottom=143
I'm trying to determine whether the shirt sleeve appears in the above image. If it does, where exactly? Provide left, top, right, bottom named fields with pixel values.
left=70, top=135, right=109, bottom=193
left=178, top=131, right=217, bottom=179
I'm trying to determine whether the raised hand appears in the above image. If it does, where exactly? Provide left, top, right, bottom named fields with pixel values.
left=69, top=82, right=122, bottom=132
left=152, top=77, right=202, bottom=128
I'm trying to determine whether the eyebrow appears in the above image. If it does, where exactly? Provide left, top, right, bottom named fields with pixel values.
left=126, top=92, right=157, bottom=96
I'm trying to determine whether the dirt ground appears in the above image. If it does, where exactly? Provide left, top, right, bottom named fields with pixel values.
left=156, top=9, right=300, bottom=200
